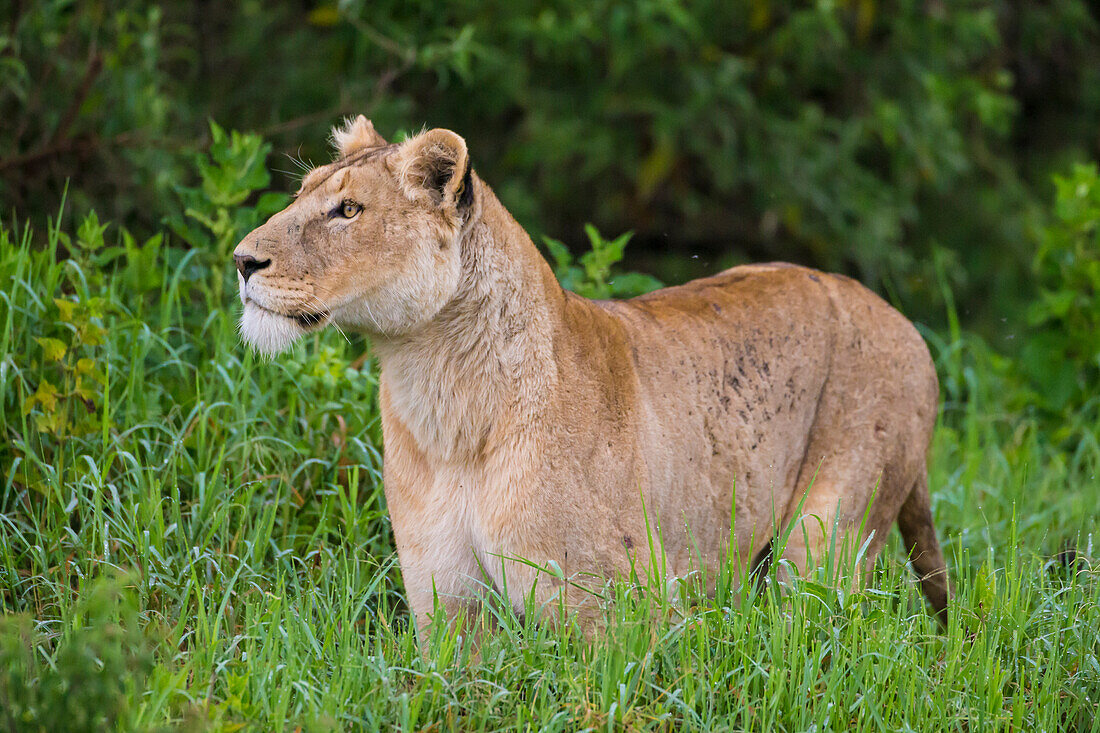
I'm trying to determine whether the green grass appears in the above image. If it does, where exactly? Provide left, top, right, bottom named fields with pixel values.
left=2, top=214, right=1099, bottom=732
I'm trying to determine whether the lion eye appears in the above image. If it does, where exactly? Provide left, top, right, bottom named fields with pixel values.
left=339, top=200, right=362, bottom=218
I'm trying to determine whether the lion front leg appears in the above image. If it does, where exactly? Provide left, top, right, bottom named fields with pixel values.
left=387, top=508, right=487, bottom=649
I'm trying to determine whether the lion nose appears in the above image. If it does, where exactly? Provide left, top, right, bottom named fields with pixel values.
left=234, top=254, right=271, bottom=283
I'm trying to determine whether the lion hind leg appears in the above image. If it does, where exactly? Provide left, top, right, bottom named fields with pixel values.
left=897, top=468, right=951, bottom=625
left=774, top=476, right=876, bottom=589
left=773, top=441, right=905, bottom=590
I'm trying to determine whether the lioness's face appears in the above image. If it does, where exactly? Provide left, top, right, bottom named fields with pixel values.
left=233, top=119, right=474, bottom=355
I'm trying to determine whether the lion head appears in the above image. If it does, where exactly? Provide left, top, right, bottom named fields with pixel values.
left=233, top=116, right=478, bottom=354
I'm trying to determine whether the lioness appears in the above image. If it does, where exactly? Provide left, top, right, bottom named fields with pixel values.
left=234, top=116, right=950, bottom=634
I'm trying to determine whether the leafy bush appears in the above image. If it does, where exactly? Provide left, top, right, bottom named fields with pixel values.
left=1, top=123, right=285, bottom=499
left=0, top=577, right=153, bottom=733
left=167, top=121, right=289, bottom=267
left=0, top=1, right=178, bottom=226
left=1, top=212, right=115, bottom=494
left=1022, top=163, right=1100, bottom=423
left=543, top=224, right=664, bottom=299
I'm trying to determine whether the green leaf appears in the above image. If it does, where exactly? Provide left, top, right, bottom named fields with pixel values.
left=74, top=379, right=97, bottom=402
left=54, top=298, right=78, bottom=323
left=307, top=5, right=341, bottom=27
left=542, top=236, right=573, bottom=271
left=35, top=337, right=67, bottom=362
left=255, top=191, right=291, bottom=218
left=75, top=211, right=109, bottom=251
left=34, top=409, right=67, bottom=435
left=29, top=379, right=60, bottom=414
left=85, top=298, right=109, bottom=319
left=81, top=322, right=107, bottom=347
left=76, top=358, right=107, bottom=384
left=609, top=272, right=664, bottom=298
left=1027, top=290, right=1076, bottom=325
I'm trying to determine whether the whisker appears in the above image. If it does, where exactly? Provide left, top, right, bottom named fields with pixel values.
left=304, top=292, right=353, bottom=345
left=331, top=321, right=352, bottom=345
left=284, top=147, right=314, bottom=174
left=298, top=283, right=390, bottom=339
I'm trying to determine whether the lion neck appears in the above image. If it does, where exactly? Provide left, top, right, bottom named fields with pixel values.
left=372, top=179, right=562, bottom=464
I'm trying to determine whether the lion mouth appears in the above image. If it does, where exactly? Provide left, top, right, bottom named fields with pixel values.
left=294, top=310, right=328, bottom=329
left=246, top=299, right=329, bottom=330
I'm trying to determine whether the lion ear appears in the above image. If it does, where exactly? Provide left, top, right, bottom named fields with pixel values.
left=392, top=128, right=472, bottom=210
left=331, top=115, right=388, bottom=157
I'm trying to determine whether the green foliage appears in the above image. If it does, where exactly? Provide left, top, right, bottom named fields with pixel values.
left=544, top=224, right=664, bottom=299
left=0, top=213, right=114, bottom=494
left=1022, top=163, right=1100, bottom=422
left=167, top=120, right=289, bottom=263
left=0, top=122, right=286, bottom=501
left=21, top=294, right=109, bottom=438
left=0, top=0, right=178, bottom=225
left=0, top=577, right=153, bottom=733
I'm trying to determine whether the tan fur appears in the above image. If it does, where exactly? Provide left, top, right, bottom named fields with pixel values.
left=234, top=121, right=951, bottom=634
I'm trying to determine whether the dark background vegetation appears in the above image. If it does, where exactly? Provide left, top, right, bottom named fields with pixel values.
left=4, top=0, right=1099, bottom=329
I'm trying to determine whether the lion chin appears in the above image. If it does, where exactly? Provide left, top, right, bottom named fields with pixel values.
left=238, top=302, right=305, bottom=356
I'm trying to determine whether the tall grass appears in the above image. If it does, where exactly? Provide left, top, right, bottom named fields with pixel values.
left=1, top=208, right=1098, bottom=731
